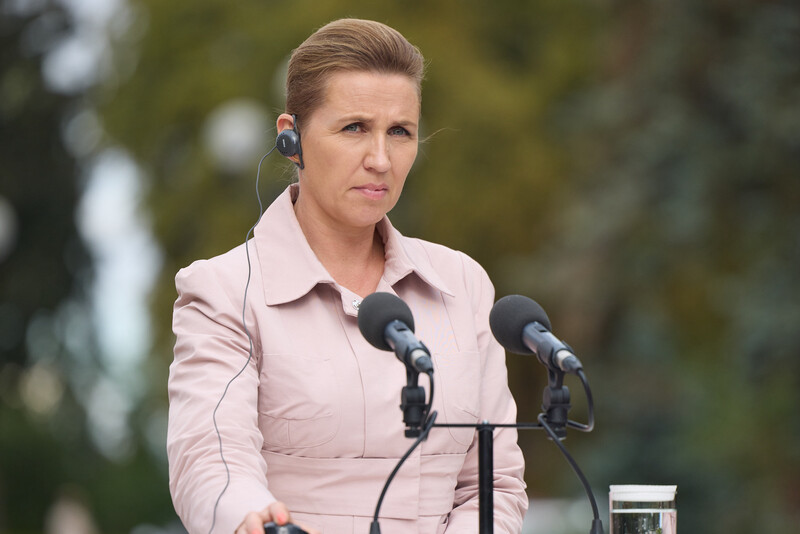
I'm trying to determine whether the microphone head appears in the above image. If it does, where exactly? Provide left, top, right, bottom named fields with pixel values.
left=357, top=292, right=415, bottom=351
left=489, top=294, right=552, bottom=355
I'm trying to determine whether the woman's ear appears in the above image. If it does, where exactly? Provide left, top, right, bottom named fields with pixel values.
left=276, top=114, right=303, bottom=169
left=276, top=113, right=295, bottom=134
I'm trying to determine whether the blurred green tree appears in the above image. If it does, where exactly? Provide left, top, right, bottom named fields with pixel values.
left=0, top=3, right=174, bottom=532
left=518, top=1, right=800, bottom=532
left=0, top=2, right=92, bottom=528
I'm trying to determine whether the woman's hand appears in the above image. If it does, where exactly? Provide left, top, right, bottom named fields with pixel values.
left=235, top=501, right=320, bottom=534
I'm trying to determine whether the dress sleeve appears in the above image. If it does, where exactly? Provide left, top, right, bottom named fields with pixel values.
left=444, top=257, right=529, bottom=533
left=167, top=260, right=275, bottom=534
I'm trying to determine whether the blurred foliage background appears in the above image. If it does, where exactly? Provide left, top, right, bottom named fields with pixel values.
left=1, top=0, right=799, bottom=533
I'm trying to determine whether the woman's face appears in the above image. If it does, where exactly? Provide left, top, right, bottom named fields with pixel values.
left=286, top=70, right=420, bottom=233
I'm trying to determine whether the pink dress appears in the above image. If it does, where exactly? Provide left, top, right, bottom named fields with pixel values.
left=168, top=185, right=527, bottom=533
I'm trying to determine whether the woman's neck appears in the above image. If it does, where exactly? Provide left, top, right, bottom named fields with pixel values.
left=294, top=200, right=385, bottom=297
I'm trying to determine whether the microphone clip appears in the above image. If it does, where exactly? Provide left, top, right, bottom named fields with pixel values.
left=401, top=367, right=428, bottom=437
left=541, top=368, right=571, bottom=440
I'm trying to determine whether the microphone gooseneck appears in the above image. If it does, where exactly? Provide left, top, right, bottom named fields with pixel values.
left=488, top=294, right=551, bottom=354
left=357, top=292, right=416, bottom=351
left=490, top=293, right=603, bottom=533
left=359, top=293, right=438, bottom=533
left=358, top=292, right=433, bottom=373
left=489, top=294, right=582, bottom=374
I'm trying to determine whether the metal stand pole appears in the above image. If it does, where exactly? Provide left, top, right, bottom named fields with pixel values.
left=478, top=422, right=494, bottom=534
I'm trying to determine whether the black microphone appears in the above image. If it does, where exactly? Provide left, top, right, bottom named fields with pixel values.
left=358, top=292, right=434, bottom=373
left=489, top=295, right=583, bottom=374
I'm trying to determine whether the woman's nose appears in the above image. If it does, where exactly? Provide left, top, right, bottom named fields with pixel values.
left=364, top=135, right=391, bottom=173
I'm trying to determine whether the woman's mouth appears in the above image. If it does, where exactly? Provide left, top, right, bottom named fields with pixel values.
left=354, top=183, right=388, bottom=200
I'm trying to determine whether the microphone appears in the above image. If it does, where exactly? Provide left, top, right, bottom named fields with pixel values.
left=489, top=295, right=583, bottom=374
left=358, top=292, right=434, bottom=374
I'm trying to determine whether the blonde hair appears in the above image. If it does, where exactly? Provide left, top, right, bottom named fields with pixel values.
left=286, top=18, right=425, bottom=124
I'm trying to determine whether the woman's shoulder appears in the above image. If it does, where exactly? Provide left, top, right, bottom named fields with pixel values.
left=175, top=241, right=253, bottom=294
left=402, top=234, right=484, bottom=268
left=398, top=234, right=490, bottom=291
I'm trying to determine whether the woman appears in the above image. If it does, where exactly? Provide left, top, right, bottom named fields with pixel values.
left=168, top=19, right=528, bottom=534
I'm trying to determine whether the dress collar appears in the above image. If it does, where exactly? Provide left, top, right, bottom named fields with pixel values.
left=254, top=184, right=453, bottom=306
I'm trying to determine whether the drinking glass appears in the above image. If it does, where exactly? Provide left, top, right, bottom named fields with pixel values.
left=609, top=485, right=677, bottom=534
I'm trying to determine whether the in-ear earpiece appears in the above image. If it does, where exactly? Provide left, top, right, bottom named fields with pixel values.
left=276, top=114, right=304, bottom=169
left=276, top=130, right=300, bottom=157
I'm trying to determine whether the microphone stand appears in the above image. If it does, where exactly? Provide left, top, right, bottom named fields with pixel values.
left=432, top=367, right=603, bottom=534
left=371, top=368, right=435, bottom=534
left=374, top=365, right=602, bottom=534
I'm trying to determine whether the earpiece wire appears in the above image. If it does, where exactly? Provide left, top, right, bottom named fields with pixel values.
left=208, top=145, right=277, bottom=534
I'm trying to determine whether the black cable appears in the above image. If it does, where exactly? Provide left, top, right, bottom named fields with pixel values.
left=537, top=413, right=602, bottom=528
left=370, top=411, right=438, bottom=534
left=208, top=147, right=276, bottom=534
left=567, top=368, right=595, bottom=432
left=423, top=369, right=434, bottom=423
